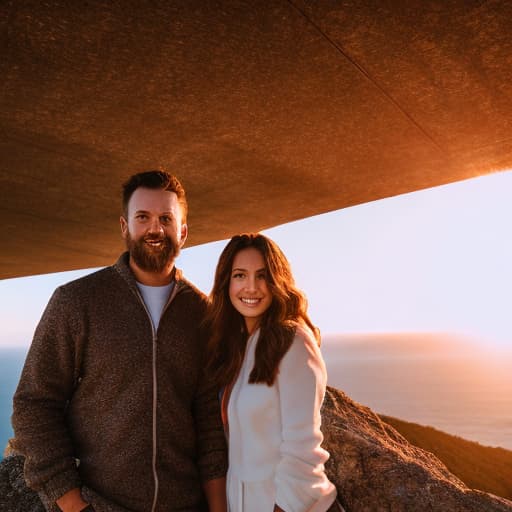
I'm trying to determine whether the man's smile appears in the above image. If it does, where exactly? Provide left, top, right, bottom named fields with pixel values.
left=144, top=238, right=165, bottom=248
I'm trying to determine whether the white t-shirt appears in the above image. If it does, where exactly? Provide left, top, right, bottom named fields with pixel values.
left=136, top=281, right=174, bottom=330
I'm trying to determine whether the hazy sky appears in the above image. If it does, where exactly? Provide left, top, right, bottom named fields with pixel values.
left=1, top=170, right=511, bottom=351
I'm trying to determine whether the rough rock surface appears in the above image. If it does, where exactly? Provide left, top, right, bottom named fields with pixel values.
left=321, top=386, right=512, bottom=512
left=2, top=387, right=512, bottom=511
left=0, top=454, right=44, bottom=512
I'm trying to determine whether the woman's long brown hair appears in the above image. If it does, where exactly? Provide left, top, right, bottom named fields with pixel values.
left=206, top=233, right=320, bottom=388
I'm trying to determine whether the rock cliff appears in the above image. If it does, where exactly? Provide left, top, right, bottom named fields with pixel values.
left=2, top=386, right=512, bottom=511
left=321, top=387, right=512, bottom=511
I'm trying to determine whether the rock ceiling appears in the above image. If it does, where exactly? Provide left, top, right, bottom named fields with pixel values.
left=2, top=1, right=512, bottom=278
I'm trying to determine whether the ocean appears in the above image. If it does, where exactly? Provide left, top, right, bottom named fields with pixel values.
left=1, top=334, right=511, bottom=460
left=322, top=333, right=512, bottom=450
left=0, top=347, right=27, bottom=459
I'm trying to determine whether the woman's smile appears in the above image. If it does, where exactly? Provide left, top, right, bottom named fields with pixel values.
left=229, top=247, right=273, bottom=332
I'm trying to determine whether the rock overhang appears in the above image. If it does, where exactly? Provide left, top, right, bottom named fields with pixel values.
left=2, top=1, right=512, bottom=278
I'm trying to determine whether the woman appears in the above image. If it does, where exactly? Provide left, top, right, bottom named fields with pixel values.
left=206, top=233, right=340, bottom=512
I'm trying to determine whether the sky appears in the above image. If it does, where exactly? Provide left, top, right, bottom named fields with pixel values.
left=1, top=170, right=512, bottom=352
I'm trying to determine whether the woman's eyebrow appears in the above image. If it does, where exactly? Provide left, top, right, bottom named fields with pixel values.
left=231, top=267, right=266, bottom=272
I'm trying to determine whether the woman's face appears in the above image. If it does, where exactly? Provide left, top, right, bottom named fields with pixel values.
left=229, top=247, right=273, bottom=334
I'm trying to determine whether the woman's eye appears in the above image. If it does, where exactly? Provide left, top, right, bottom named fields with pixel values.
left=232, top=273, right=244, bottom=279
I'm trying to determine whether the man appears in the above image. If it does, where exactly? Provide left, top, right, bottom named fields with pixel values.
left=12, top=171, right=228, bottom=512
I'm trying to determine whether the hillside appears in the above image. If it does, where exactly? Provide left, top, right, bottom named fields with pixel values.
left=381, top=414, right=512, bottom=500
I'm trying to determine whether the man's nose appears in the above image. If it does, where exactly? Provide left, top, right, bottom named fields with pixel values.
left=147, top=218, right=164, bottom=234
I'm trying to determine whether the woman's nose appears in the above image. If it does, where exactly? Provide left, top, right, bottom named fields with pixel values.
left=245, top=276, right=257, bottom=291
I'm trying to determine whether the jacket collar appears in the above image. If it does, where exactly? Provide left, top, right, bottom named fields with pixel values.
left=113, top=251, right=187, bottom=292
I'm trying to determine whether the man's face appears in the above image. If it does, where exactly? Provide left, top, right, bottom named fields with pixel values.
left=120, top=187, right=187, bottom=274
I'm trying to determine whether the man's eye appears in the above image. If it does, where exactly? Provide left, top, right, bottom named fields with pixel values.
left=136, top=214, right=147, bottom=220
left=160, top=216, right=172, bottom=224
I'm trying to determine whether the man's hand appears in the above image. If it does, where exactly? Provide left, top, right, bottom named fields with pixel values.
left=56, top=487, right=90, bottom=512
left=203, top=477, right=227, bottom=512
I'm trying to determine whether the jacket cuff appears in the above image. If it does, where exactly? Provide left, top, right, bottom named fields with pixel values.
left=41, top=467, right=82, bottom=504
left=199, top=458, right=228, bottom=482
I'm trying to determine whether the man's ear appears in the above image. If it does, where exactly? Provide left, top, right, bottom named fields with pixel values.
left=120, top=216, right=128, bottom=239
left=179, top=223, right=188, bottom=247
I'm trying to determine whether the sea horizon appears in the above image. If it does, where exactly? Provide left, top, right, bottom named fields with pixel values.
left=322, top=332, right=512, bottom=450
left=1, top=333, right=512, bottom=460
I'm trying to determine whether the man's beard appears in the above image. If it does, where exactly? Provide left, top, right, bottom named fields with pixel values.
left=126, top=232, right=181, bottom=273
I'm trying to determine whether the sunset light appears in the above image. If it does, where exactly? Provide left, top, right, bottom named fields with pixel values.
left=1, top=171, right=512, bottom=456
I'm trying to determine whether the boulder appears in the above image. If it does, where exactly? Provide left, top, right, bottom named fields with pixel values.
left=322, top=386, right=512, bottom=511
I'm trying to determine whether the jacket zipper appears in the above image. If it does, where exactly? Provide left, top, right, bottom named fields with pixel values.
left=134, top=281, right=181, bottom=512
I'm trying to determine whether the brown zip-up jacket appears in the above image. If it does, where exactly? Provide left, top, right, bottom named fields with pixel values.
left=12, top=253, right=228, bottom=512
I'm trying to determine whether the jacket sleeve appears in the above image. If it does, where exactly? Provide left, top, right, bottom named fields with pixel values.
left=274, top=327, right=337, bottom=511
left=12, top=285, right=83, bottom=503
left=192, top=328, right=228, bottom=482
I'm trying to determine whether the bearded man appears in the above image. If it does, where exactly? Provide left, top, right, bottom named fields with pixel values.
left=12, top=171, right=228, bottom=512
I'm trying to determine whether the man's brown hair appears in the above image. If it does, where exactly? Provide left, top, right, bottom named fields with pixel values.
left=122, top=170, right=188, bottom=220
